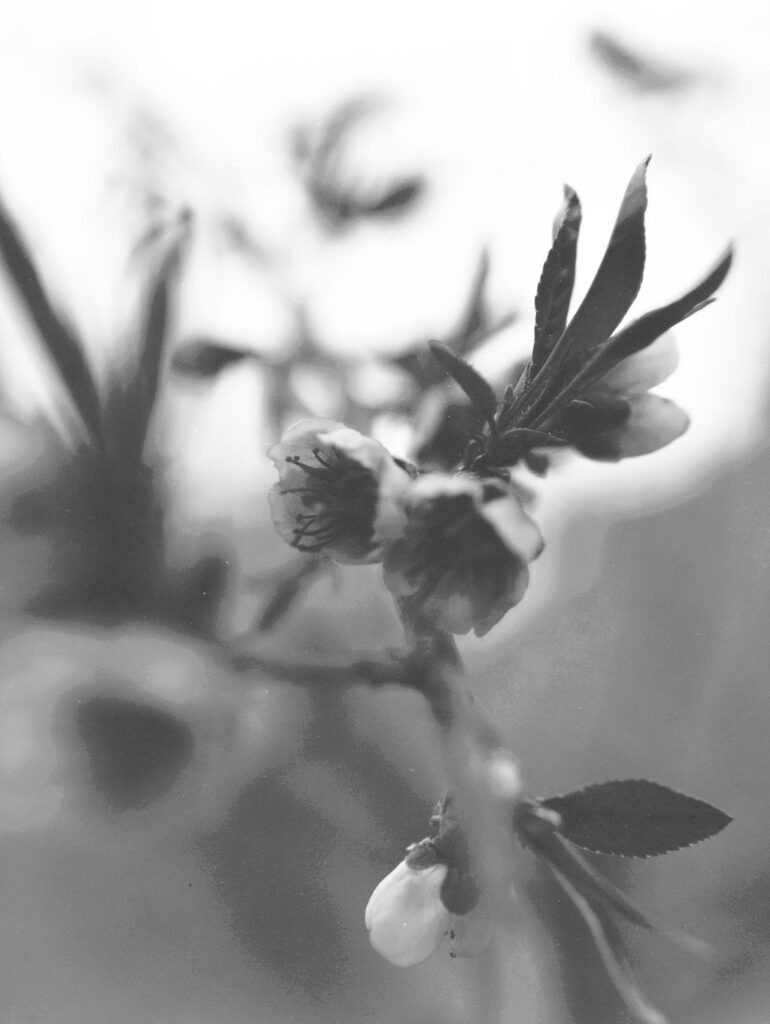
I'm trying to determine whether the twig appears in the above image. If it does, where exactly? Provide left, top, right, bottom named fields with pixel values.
left=395, top=601, right=520, bottom=1021
left=231, top=646, right=410, bottom=689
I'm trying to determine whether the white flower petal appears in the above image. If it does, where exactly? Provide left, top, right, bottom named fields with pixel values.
left=267, top=418, right=411, bottom=563
left=404, top=473, right=479, bottom=502
left=266, top=418, right=348, bottom=468
left=481, top=497, right=544, bottom=564
left=612, top=394, right=690, bottom=457
left=422, top=591, right=478, bottom=636
left=382, top=474, right=541, bottom=636
left=600, top=333, right=679, bottom=394
left=365, top=861, right=451, bottom=967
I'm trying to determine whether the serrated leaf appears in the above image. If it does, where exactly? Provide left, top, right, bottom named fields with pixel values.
left=532, top=186, right=582, bottom=370
left=172, top=339, right=253, bottom=378
left=0, top=195, right=103, bottom=445
left=542, top=779, right=731, bottom=857
left=555, top=158, right=649, bottom=362
left=582, top=247, right=733, bottom=384
left=428, top=342, right=498, bottom=422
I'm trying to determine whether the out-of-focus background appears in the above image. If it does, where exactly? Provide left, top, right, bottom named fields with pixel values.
left=0, top=1, right=768, bottom=1022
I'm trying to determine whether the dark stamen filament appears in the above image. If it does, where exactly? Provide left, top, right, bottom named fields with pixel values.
left=283, top=446, right=379, bottom=554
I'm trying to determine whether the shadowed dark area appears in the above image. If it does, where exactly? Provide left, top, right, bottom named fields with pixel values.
left=197, top=690, right=429, bottom=997
left=75, top=696, right=195, bottom=810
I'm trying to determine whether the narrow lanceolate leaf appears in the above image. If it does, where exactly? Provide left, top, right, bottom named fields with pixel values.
left=0, top=197, right=103, bottom=445
left=556, top=158, right=649, bottom=360
left=542, top=779, right=732, bottom=858
left=532, top=186, right=582, bottom=370
left=455, top=248, right=491, bottom=355
left=428, top=342, right=498, bottom=422
left=128, top=236, right=186, bottom=451
left=452, top=249, right=517, bottom=356
left=546, top=860, right=670, bottom=1024
left=255, top=556, right=326, bottom=631
left=366, top=177, right=425, bottom=218
left=583, top=247, right=734, bottom=382
left=520, top=817, right=709, bottom=954
left=171, top=339, right=253, bottom=378
left=589, top=31, right=695, bottom=94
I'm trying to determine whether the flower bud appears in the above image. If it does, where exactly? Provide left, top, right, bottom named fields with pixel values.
left=366, top=825, right=496, bottom=967
left=558, top=334, right=689, bottom=460
left=365, top=859, right=452, bottom=967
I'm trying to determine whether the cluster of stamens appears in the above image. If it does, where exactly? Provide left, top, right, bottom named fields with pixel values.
left=397, top=494, right=510, bottom=598
left=282, top=447, right=379, bottom=554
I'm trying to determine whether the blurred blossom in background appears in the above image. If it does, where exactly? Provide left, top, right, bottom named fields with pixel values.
left=0, top=1, right=768, bottom=1022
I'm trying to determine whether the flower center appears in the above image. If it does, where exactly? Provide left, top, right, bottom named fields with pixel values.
left=404, top=495, right=514, bottom=597
left=282, top=447, right=379, bottom=554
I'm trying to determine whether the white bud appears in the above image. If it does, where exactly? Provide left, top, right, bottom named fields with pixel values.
left=483, top=750, right=523, bottom=801
left=365, top=860, right=451, bottom=967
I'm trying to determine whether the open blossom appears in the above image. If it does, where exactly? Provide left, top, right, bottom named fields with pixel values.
left=365, top=838, right=489, bottom=966
left=382, top=475, right=543, bottom=636
left=267, top=419, right=413, bottom=564
left=555, top=333, right=689, bottom=460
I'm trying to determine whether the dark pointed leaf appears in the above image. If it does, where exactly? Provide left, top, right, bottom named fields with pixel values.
left=532, top=186, right=582, bottom=370
left=559, top=396, right=630, bottom=433
left=451, top=249, right=517, bottom=357
left=542, top=779, right=732, bottom=857
left=416, top=400, right=484, bottom=471
left=455, top=249, right=491, bottom=354
left=583, top=247, right=733, bottom=382
left=255, top=556, right=326, bottom=631
left=389, top=252, right=515, bottom=394
left=366, top=177, right=425, bottom=218
left=590, top=31, right=695, bottom=94
left=503, top=164, right=727, bottom=442
left=428, top=342, right=498, bottom=422
left=487, top=427, right=567, bottom=466
left=501, top=427, right=568, bottom=447
left=172, top=339, right=253, bottom=378
left=126, top=235, right=186, bottom=453
left=556, top=158, right=649, bottom=361
left=0, top=196, right=103, bottom=444
left=546, top=860, right=670, bottom=1024
left=517, top=805, right=711, bottom=953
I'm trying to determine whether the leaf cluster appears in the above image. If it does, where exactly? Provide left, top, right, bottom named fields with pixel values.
left=0, top=197, right=224, bottom=632
left=515, top=779, right=731, bottom=1024
left=426, top=159, right=732, bottom=477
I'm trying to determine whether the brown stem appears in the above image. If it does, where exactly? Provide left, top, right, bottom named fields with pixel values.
left=395, top=600, right=521, bottom=1009
left=231, top=645, right=410, bottom=689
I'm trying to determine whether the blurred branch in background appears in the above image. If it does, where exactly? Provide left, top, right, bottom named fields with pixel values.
left=0, top=2, right=766, bottom=1023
